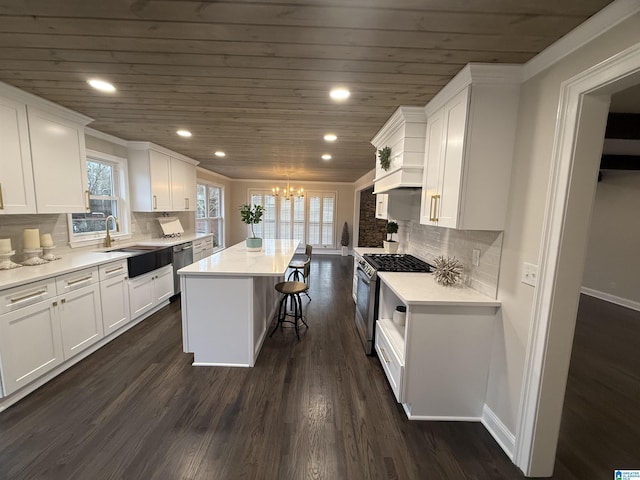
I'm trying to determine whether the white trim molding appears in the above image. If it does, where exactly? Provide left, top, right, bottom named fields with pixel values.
left=514, top=41, right=640, bottom=476
left=482, top=404, right=515, bottom=460
left=85, top=127, right=128, bottom=147
left=580, top=286, right=640, bottom=312
left=522, top=0, right=640, bottom=81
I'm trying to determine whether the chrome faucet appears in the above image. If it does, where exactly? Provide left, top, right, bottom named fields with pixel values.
left=104, top=215, right=119, bottom=248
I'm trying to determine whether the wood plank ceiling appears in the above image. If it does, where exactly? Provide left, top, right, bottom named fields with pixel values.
left=0, top=0, right=614, bottom=182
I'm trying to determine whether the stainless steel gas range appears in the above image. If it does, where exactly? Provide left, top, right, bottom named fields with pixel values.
left=354, top=253, right=432, bottom=355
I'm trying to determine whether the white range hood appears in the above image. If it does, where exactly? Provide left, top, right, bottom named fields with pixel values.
left=371, top=106, right=427, bottom=194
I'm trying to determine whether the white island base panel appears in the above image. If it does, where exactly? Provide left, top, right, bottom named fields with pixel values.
left=181, top=274, right=281, bottom=367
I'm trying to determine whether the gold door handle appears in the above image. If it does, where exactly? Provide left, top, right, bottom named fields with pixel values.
left=153, top=195, right=157, bottom=210
left=429, top=195, right=436, bottom=222
left=433, top=195, right=440, bottom=222
left=380, top=347, right=390, bottom=364
left=85, top=190, right=91, bottom=211
left=185, top=197, right=188, bottom=210
left=0, top=183, right=4, bottom=210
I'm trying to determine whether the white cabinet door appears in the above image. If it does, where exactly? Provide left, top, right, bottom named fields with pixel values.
left=58, top=283, right=104, bottom=359
left=149, top=149, right=172, bottom=211
left=170, top=158, right=197, bottom=211
left=154, top=265, right=174, bottom=303
left=0, top=300, right=63, bottom=395
left=420, top=108, right=444, bottom=226
left=0, top=96, right=36, bottom=215
left=100, top=274, right=130, bottom=335
left=436, top=88, right=469, bottom=229
left=27, top=107, right=88, bottom=214
left=375, top=194, right=388, bottom=220
left=128, top=272, right=155, bottom=319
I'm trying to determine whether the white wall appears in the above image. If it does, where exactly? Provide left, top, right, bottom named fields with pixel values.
left=582, top=170, right=640, bottom=305
left=485, top=11, right=640, bottom=443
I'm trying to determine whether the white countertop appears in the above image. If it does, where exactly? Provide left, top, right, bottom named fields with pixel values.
left=353, top=247, right=386, bottom=257
left=0, top=251, right=130, bottom=291
left=378, top=272, right=501, bottom=307
left=178, top=239, right=299, bottom=277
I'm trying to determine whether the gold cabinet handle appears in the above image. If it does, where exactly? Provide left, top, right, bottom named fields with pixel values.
left=52, top=301, right=58, bottom=307
left=429, top=195, right=436, bottom=222
left=10, top=289, right=47, bottom=303
left=185, top=197, right=188, bottom=210
left=433, top=195, right=440, bottom=222
left=380, top=346, right=390, bottom=364
left=61, top=298, right=66, bottom=304
left=0, top=182, right=4, bottom=210
left=153, top=195, right=158, bottom=210
left=85, top=190, right=91, bottom=211
left=105, top=266, right=124, bottom=275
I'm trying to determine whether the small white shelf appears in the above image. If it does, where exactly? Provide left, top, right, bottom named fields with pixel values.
left=378, top=317, right=405, bottom=363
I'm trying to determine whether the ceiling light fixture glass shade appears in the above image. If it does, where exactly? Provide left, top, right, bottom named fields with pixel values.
left=329, top=88, right=350, bottom=100
left=323, top=133, right=337, bottom=142
left=176, top=130, right=192, bottom=137
left=214, top=151, right=226, bottom=157
left=322, top=154, right=332, bottom=160
left=87, top=79, right=116, bottom=93
left=272, top=175, right=304, bottom=200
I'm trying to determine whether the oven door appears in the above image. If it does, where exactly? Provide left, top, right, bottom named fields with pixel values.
left=354, top=267, right=377, bottom=355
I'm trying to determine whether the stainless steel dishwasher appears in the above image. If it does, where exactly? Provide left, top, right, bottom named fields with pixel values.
left=172, top=241, right=193, bottom=295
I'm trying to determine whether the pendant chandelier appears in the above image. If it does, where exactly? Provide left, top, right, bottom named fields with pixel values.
left=272, top=175, right=304, bottom=200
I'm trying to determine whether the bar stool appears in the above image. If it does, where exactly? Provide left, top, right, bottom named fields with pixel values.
left=287, top=244, right=312, bottom=301
left=270, top=281, right=308, bottom=340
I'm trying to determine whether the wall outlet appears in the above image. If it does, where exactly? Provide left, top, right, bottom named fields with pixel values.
left=472, top=249, right=480, bottom=267
left=522, top=262, right=538, bottom=287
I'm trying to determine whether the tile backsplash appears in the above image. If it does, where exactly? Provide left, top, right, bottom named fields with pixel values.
left=0, top=212, right=195, bottom=255
left=396, top=221, right=503, bottom=298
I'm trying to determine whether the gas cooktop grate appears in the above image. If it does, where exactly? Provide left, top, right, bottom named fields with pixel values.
left=363, top=253, right=432, bottom=273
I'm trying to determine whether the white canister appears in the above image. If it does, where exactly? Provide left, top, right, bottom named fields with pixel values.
left=392, top=305, right=407, bottom=326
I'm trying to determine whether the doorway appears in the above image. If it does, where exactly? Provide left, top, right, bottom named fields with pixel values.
left=514, top=43, right=640, bottom=476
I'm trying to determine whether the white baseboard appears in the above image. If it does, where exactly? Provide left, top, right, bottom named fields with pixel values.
left=481, top=404, right=515, bottom=460
left=580, top=286, right=640, bottom=312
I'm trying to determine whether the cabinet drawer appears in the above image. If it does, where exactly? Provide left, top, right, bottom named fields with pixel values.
left=375, top=321, right=404, bottom=403
left=0, top=278, right=57, bottom=315
left=55, top=267, right=98, bottom=295
left=99, top=260, right=128, bottom=281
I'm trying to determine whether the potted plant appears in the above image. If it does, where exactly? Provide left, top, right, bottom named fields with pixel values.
left=240, top=204, right=264, bottom=251
left=384, top=221, right=399, bottom=253
left=340, top=221, right=350, bottom=256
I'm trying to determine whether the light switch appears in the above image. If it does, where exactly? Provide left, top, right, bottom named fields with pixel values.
left=472, top=249, right=480, bottom=267
left=522, top=262, right=538, bottom=287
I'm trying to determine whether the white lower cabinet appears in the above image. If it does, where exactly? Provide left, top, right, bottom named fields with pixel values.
left=0, top=300, right=64, bottom=396
left=58, top=283, right=103, bottom=359
left=376, top=277, right=497, bottom=420
left=128, top=265, right=173, bottom=319
left=99, top=260, right=130, bottom=335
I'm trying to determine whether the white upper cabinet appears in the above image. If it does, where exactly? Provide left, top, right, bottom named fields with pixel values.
left=371, top=106, right=427, bottom=194
left=170, top=156, right=197, bottom=211
left=128, top=142, right=198, bottom=212
left=0, top=82, right=92, bottom=215
left=420, top=64, right=521, bottom=230
left=0, top=95, right=36, bottom=215
left=28, top=107, right=89, bottom=214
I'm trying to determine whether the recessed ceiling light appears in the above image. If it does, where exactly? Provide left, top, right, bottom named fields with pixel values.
left=329, top=88, right=350, bottom=101
left=87, top=79, right=116, bottom=93
left=324, top=133, right=337, bottom=142
left=176, top=130, right=192, bottom=137
left=214, top=151, right=226, bottom=157
left=322, top=154, right=332, bottom=160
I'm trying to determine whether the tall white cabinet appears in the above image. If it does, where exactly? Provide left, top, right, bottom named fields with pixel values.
left=0, top=95, right=36, bottom=214
left=128, top=142, right=198, bottom=212
left=420, top=64, right=521, bottom=231
left=0, top=83, right=92, bottom=215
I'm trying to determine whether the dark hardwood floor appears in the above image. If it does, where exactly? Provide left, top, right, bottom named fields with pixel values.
left=12, top=257, right=638, bottom=479
left=552, top=294, right=640, bottom=480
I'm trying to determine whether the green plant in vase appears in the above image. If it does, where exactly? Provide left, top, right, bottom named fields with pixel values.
left=240, top=204, right=264, bottom=251
left=384, top=221, right=399, bottom=253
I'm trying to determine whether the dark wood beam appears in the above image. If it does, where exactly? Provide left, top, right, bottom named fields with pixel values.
left=605, top=113, right=640, bottom=139
left=600, top=154, right=640, bottom=170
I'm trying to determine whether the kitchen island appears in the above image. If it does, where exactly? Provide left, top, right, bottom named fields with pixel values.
left=178, top=239, right=299, bottom=367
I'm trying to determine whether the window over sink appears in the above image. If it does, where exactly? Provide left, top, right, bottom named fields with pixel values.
left=196, top=182, right=224, bottom=252
left=67, top=150, right=131, bottom=247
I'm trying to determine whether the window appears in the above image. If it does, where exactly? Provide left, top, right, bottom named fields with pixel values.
left=196, top=182, right=225, bottom=250
left=68, top=151, right=130, bottom=245
left=307, top=191, right=336, bottom=248
left=248, top=189, right=335, bottom=248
